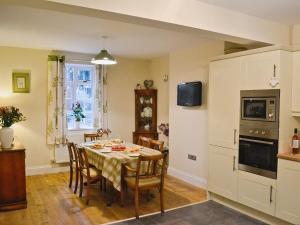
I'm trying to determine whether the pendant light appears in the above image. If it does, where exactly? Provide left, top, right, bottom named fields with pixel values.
left=91, top=36, right=117, bottom=65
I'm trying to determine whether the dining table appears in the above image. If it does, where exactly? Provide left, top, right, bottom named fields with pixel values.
left=80, top=139, right=162, bottom=205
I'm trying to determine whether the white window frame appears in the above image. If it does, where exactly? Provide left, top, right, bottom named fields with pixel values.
left=65, top=63, right=97, bottom=131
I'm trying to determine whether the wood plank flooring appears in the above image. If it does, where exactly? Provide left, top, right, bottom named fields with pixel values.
left=0, top=172, right=207, bottom=225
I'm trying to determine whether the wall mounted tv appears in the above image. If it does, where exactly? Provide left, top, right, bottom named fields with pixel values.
left=177, top=81, right=202, bottom=106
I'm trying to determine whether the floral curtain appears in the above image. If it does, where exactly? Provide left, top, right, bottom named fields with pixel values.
left=94, top=65, right=108, bottom=129
left=47, top=55, right=66, bottom=145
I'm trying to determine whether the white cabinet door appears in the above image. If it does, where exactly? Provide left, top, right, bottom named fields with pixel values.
left=276, top=159, right=300, bottom=224
left=238, top=171, right=276, bottom=215
left=208, top=145, right=238, bottom=201
left=241, top=51, right=281, bottom=90
left=292, top=51, right=300, bottom=116
left=209, top=58, right=240, bottom=149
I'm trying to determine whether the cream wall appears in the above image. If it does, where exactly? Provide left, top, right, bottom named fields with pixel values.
left=0, top=46, right=155, bottom=169
left=0, top=46, right=52, bottom=168
left=292, top=24, right=300, bottom=46
left=150, top=55, right=170, bottom=143
left=106, top=57, right=151, bottom=142
left=168, top=41, right=224, bottom=187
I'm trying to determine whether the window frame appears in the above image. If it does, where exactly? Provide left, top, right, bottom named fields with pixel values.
left=65, top=63, right=97, bottom=131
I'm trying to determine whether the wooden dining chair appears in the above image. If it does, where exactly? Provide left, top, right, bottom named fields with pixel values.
left=67, top=141, right=79, bottom=194
left=84, top=133, right=101, bottom=142
left=137, top=136, right=151, bottom=148
left=121, top=151, right=168, bottom=219
left=149, top=140, right=164, bottom=152
left=76, top=145, right=103, bottom=205
left=149, top=139, right=169, bottom=173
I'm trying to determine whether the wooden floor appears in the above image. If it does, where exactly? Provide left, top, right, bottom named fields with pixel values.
left=0, top=172, right=207, bottom=225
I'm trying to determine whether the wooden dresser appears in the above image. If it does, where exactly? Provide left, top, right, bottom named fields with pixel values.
left=0, top=143, right=27, bottom=211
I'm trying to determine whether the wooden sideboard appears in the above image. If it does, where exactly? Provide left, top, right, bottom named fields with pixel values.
left=0, top=143, right=27, bottom=211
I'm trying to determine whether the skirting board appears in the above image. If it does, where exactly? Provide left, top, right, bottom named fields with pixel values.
left=26, top=165, right=69, bottom=176
left=168, top=167, right=207, bottom=189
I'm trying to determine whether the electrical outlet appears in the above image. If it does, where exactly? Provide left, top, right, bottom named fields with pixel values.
left=188, top=154, right=197, bottom=161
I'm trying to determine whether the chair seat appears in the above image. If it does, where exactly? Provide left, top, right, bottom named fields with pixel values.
left=125, top=176, right=160, bottom=188
left=82, top=167, right=101, bottom=178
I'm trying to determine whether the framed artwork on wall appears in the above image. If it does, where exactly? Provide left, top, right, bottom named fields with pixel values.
left=12, top=71, right=30, bottom=93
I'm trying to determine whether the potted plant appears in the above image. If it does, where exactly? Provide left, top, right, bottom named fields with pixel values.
left=72, top=102, right=85, bottom=129
left=0, top=106, right=26, bottom=149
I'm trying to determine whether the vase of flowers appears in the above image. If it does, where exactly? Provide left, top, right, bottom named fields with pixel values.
left=72, top=102, right=85, bottom=129
left=158, top=123, right=169, bottom=147
left=0, top=106, right=26, bottom=149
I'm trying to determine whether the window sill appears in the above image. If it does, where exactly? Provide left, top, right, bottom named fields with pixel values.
left=68, top=128, right=94, bottom=131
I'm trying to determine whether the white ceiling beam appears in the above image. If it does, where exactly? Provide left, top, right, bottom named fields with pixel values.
left=46, top=0, right=290, bottom=45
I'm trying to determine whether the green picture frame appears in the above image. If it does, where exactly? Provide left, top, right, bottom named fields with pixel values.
left=12, top=71, right=30, bottom=93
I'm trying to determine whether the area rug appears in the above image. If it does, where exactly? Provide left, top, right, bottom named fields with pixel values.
left=107, top=201, right=267, bottom=225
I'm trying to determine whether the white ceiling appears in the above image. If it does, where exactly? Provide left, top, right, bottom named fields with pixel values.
left=0, top=5, right=213, bottom=59
left=197, top=0, right=300, bottom=25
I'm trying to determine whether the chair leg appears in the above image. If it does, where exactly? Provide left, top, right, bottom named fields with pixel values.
left=135, top=189, right=140, bottom=219
left=103, top=178, right=107, bottom=192
left=160, top=187, right=164, bottom=215
left=69, top=167, right=73, bottom=188
left=99, top=177, right=103, bottom=191
left=74, top=169, right=79, bottom=194
left=120, top=187, right=125, bottom=207
left=146, top=189, right=151, bottom=202
left=86, top=179, right=90, bottom=205
left=79, top=174, right=83, bottom=197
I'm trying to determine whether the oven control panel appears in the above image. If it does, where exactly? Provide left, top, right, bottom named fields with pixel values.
left=240, top=126, right=278, bottom=140
left=248, top=129, right=268, bottom=136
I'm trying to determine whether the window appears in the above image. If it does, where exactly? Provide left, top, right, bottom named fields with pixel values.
left=65, top=64, right=97, bottom=130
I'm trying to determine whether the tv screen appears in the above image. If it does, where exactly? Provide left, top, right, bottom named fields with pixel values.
left=177, top=81, right=202, bottom=106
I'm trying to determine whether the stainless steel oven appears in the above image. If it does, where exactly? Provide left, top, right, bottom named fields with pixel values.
left=239, top=135, right=278, bottom=179
left=239, top=89, right=280, bottom=179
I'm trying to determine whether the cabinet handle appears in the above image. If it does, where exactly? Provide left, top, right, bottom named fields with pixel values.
left=273, top=64, right=276, bottom=77
left=233, top=156, right=236, bottom=171
left=270, top=185, right=273, bottom=204
left=233, top=129, right=237, bottom=145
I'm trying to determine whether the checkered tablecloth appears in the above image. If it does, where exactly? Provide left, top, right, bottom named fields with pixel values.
left=81, top=142, right=161, bottom=191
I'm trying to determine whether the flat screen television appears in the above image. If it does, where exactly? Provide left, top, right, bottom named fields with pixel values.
left=177, top=81, right=202, bottom=106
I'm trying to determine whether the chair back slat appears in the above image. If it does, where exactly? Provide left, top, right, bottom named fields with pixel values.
left=76, top=146, right=90, bottom=177
left=67, top=141, right=78, bottom=165
left=84, top=133, right=100, bottom=142
left=135, top=153, right=168, bottom=185
left=137, top=136, right=151, bottom=148
left=149, top=140, right=164, bottom=152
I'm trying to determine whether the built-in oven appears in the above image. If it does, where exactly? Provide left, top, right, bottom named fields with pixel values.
left=239, top=135, right=278, bottom=179
left=239, top=89, right=280, bottom=179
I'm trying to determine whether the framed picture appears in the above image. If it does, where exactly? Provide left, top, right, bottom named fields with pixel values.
left=12, top=71, right=30, bottom=93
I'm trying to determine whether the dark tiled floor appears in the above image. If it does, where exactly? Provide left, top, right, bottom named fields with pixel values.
left=112, top=201, right=267, bottom=225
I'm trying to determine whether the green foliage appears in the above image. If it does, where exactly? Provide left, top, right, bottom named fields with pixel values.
left=0, top=106, right=26, bottom=127
left=72, top=102, right=85, bottom=122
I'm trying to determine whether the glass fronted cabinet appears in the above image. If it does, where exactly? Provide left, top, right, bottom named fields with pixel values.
left=133, top=89, right=158, bottom=144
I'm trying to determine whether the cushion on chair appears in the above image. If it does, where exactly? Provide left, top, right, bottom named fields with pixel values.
left=124, top=176, right=160, bottom=188
left=82, top=167, right=100, bottom=177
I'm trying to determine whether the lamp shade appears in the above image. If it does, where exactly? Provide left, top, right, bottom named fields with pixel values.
left=91, top=49, right=117, bottom=65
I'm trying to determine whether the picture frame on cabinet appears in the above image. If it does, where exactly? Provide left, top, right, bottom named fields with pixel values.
left=12, top=71, right=30, bottom=93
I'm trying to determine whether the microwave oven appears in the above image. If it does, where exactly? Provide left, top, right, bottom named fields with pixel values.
left=240, top=90, right=280, bottom=123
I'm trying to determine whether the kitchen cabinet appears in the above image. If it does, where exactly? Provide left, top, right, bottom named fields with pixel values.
left=238, top=171, right=276, bottom=216
left=240, top=51, right=281, bottom=90
left=276, top=159, right=300, bottom=224
left=208, top=145, right=238, bottom=201
left=208, top=57, right=240, bottom=149
left=292, top=51, right=300, bottom=116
